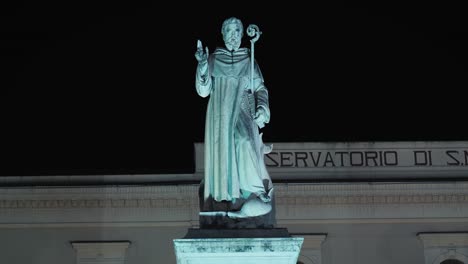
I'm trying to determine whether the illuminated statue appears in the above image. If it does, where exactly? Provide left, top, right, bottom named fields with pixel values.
left=195, top=17, right=273, bottom=222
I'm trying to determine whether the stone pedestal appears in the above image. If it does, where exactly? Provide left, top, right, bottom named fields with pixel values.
left=173, top=229, right=303, bottom=264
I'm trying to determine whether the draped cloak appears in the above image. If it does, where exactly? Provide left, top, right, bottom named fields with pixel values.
left=195, top=47, right=272, bottom=202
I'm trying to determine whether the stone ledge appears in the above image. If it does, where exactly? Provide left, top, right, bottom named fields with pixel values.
left=183, top=228, right=291, bottom=239
left=173, top=237, right=304, bottom=264
left=174, top=237, right=303, bottom=254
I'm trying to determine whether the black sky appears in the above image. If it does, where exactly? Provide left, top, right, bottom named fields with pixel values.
left=3, top=2, right=468, bottom=176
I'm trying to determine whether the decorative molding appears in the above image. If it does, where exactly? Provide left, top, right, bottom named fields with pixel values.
left=1, top=183, right=468, bottom=227
left=276, top=194, right=468, bottom=206
left=0, top=198, right=195, bottom=209
left=1, top=183, right=468, bottom=209
left=419, top=233, right=468, bottom=248
left=0, top=193, right=467, bottom=210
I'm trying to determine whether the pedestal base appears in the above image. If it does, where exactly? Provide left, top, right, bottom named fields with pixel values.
left=174, top=229, right=303, bottom=264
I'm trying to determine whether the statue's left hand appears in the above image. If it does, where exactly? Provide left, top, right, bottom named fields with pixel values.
left=254, top=107, right=267, bottom=128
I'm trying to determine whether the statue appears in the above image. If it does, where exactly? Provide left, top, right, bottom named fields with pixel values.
left=195, top=17, right=274, bottom=227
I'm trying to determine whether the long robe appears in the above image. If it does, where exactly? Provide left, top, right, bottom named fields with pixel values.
left=195, top=47, right=272, bottom=202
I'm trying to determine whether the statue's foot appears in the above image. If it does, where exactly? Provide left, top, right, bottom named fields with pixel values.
left=199, top=211, right=227, bottom=217
left=227, top=195, right=273, bottom=219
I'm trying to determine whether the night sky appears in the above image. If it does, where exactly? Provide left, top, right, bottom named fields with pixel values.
left=3, top=2, right=468, bottom=176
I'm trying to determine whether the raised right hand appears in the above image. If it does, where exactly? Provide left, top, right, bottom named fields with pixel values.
left=195, top=40, right=209, bottom=63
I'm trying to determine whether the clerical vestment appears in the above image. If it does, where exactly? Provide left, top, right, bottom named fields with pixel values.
left=195, top=47, right=272, bottom=202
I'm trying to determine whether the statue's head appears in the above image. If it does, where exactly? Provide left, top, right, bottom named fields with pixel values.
left=221, top=17, right=243, bottom=51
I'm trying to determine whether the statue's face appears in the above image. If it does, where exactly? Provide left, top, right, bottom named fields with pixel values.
left=223, top=23, right=242, bottom=51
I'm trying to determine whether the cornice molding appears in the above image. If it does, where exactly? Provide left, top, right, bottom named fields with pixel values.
left=1, top=194, right=467, bottom=209
left=419, top=233, right=468, bottom=247
left=1, top=183, right=468, bottom=209
left=1, top=183, right=468, bottom=226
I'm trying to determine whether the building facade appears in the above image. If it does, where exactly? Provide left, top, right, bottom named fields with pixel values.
left=1, top=141, right=468, bottom=264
